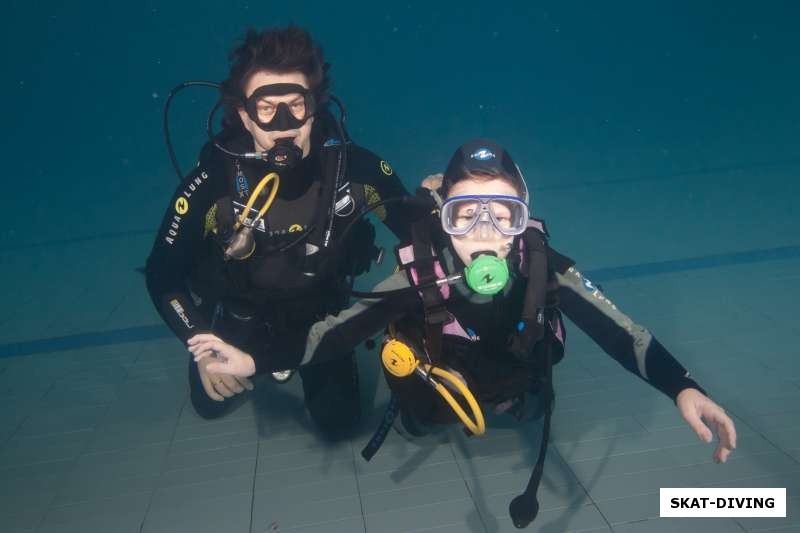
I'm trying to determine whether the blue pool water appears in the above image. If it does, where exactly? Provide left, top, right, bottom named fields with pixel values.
left=1, top=2, right=798, bottom=532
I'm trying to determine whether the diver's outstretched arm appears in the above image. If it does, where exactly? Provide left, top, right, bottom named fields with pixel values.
left=556, top=265, right=703, bottom=400
left=556, top=265, right=736, bottom=461
left=301, top=271, right=418, bottom=366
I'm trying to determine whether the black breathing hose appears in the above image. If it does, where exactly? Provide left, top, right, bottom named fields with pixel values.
left=163, top=80, right=221, bottom=180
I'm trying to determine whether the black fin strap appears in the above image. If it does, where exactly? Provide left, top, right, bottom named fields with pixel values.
left=508, top=345, right=554, bottom=528
left=361, top=395, right=400, bottom=461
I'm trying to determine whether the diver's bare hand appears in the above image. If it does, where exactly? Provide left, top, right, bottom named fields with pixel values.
left=189, top=333, right=256, bottom=380
left=676, top=388, right=737, bottom=463
left=421, top=173, right=443, bottom=191
left=195, top=356, right=252, bottom=401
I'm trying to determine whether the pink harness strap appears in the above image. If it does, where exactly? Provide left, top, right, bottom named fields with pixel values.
left=443, top=318, right=470, bottom=339
left=551, top=315, right=564, bottom=343
left=527, top=218, right=545, bottom=232
left=398, top=245, right=450, bottom=299
left=397, top=244, right=463, bottom=337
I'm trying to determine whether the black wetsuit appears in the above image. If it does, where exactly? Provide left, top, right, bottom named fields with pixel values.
left=145, top=120, right=412, bottom=429
left=302, top=225, right=705, bottom=426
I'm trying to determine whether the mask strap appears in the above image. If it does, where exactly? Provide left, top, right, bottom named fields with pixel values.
left=514, top=164, right=531, bottom=207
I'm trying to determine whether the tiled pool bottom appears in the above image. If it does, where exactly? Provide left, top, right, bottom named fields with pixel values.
left=0, top=253, right=798, bottom=532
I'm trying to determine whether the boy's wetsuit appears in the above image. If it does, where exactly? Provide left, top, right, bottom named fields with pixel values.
left=302, top=229, right=704, bottom=423
left=145, top=121, right=412, bottom=431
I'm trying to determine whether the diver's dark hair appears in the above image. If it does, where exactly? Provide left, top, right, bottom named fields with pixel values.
left=442, top=139, right=527, bottom=198
left=220, top=25, right=331, bottom=129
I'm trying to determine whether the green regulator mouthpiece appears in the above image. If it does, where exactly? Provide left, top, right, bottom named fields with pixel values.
left=464, top=253, right=509, bottom=295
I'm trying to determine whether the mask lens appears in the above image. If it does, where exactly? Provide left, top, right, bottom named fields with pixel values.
left=442, top=196, right=527, bottom=236
left=255, top=98, right=277, bottom=123
left=287, top=97, right=307, bottom=120
left=488, top=198, right=527, bottom=235
left=263, top=96, right=309, bottom=122
left=452, top=200, right=480, bottom=231
left=244, top=84, right=315, bottom=131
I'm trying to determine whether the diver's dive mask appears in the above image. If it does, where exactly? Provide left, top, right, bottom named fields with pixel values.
left=440, top=194, right=524, bottom=295
left=441, top=195, right=528, bottom=239
left=242, top=83, right=313, bottom=171
left=243, top=83, right=315, bottom=132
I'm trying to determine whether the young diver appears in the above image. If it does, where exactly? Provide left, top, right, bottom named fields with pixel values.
left=145, top=26, right=414, bottom=439
left=191, top=139, right=737, bottom=527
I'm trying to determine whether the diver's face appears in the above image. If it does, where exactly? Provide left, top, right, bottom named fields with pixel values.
left=237, top=71, right=314, bottom=158
left=446, top=178, right=520, bottom=266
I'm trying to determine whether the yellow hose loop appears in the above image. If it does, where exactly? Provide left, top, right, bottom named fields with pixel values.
left=424, top=364, right=486, bottom=435
left=380, top=336, right=485, bottom=435
left=235, top=172, right=280, bottom=229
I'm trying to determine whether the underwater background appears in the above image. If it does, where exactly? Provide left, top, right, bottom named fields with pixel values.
left=1, top=1, right=799, bottom=532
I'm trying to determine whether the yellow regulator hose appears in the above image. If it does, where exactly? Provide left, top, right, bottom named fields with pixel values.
left=382, top=339, right=486, bottom=435
left=234, top=172, right=280, bottom=230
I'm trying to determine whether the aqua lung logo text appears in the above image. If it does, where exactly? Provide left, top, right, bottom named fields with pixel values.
left=471, top=148, right=496, bottom=161
left=164, top=171, right=209, bottom=246
left=181, top=171, right=209, bottom=199
left=165, top=215, right=182, bottom=245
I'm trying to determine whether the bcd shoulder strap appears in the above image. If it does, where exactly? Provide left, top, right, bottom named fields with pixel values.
left=409, top=217, right=452, bottom=365
left=507, top=224, right=550, bottom=362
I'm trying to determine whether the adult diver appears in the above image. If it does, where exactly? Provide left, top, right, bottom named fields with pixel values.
left=145, top=26, right=413, bottom=439
left=192, top=139, right=738, bottom=528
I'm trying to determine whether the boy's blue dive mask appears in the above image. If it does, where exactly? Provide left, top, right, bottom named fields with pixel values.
left=441, top=195, right=529, bottom=238
left=441, top=194, right=526, bottom=295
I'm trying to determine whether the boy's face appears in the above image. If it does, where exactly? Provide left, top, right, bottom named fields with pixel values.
left=237, top=70, right=314, bottom=158
left=446, top=178, right=520, bottom=266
